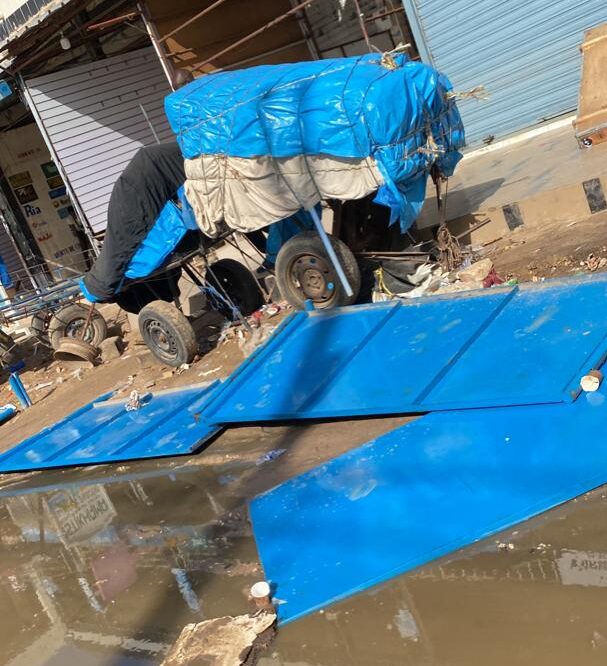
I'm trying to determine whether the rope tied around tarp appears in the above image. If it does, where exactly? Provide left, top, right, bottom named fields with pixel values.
left=431, top=166, right=462, bottom=272
left=445, top=85, right=489, bottom=101
left=416, top=130, right=445, bottom=157
left=175, top=54, right=466, bottom=242
left=375, top=43, right=411, bottom=71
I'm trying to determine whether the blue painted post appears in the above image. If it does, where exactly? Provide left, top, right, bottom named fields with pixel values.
left=307, top=206, right=353, bottom=297
left=0, top=404, right=16, bottom=424
left=9, top=372, right=32, bottom=409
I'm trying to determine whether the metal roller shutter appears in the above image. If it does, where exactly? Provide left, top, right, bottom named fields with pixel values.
left=404, top=0, right=607, bottom=144
left=0, top=188, right=32, bottom=288
left=25, top=47, right=173, bottom=234
left=0, top=222, right=25, bottom=282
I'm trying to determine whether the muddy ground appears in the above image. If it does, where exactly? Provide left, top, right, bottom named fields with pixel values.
left=4, top=209, right=607, bottom=450
left=485, top=209, right=607, bottom=282
left=1, top=211, right=607, bottom=665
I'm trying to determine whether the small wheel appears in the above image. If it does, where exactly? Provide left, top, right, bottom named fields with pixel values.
left=138, top=300, right=197, bottom=367
left=275, top=231, right=361, bottom=309
left=30, top=310, right=52, bottom=342
left=206, top=258, right=264, bottom=317
left=0, top=329, right=20, bottom=368
left=49, top=303, right=108, bottom=350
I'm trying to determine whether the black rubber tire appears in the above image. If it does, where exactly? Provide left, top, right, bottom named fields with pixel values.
left=30, top=310, right=51, bottom=342
left=49, top=303, right=108, bottom=350
left=275, top=231, right=361, bottom=309
left=138, top=300, right=197, bottom=367
left=0, top=329, right=20, bottom=367
left=207, top=258, right=263, bottom=317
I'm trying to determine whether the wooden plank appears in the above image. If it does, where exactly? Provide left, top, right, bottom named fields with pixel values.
left=574, top=22, right=607, bottom=145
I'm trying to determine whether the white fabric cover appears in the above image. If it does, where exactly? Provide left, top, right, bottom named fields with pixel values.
left=184, top=154, right=384, bottom=237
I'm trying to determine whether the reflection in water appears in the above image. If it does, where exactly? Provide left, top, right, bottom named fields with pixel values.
left=0, top=457, right=263, bottom=666
left=3, top=445, right=607, bottom=665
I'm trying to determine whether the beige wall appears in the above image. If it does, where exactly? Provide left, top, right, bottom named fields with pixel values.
left=0, top=122, right=89, bottom=277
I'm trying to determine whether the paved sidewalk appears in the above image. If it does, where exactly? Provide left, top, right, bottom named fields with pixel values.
left=417, top=121, right=607, bottom=243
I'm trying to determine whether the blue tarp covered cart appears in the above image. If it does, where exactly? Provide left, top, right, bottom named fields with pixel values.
left=165, top=53, right=464, bottom=236
left=163, top=52, right=464, bottom=308
left=80, top=54, right=464, bottom=364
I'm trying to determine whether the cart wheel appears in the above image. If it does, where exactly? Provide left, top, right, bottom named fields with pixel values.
left=0, top=329, right=20, bottom=368
left=30, top=310, right=51, bottom=342
left=48, top=303, right=108, bottom=350
left=207, top=258, right=264, bottom=317
left=138, top=300, right=197, bottom=367
left=275, top=231, right=361, bottom=309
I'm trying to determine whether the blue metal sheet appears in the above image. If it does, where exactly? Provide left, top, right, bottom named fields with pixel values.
left=205, top=275, right=607, bottom=423
left=250, top=384, right=607, bottom=625
left=404, top=0, right=607, bottom=144
left=0, top=383, right=221, bottom=473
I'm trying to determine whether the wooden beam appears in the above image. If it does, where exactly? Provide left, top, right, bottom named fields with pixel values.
left=190, top=0, right=314, bottom=72
left=158, top=0, right=231, bottom=44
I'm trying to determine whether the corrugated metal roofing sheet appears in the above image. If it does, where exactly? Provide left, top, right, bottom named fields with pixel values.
left=0, top=383, right=220, bottom=473
left=0, top=0, right=74, bottom=48
left=251, top=380, right=607, bottom=624
left=203, top=274, right=607, bottom=423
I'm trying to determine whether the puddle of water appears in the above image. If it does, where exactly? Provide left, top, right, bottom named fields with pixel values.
left=3, top=420, right=607, bottom=666
left=0, top=445, right=268, bottom=666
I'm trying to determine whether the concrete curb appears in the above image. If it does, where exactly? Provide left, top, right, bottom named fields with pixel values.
left=446, top=175, right=607, bottom=246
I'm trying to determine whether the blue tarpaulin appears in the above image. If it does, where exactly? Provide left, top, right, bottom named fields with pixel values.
left=165, top=54, right=464, bottom=231
left=0, top=253, right=13, bottom=289
left=124, top=187, right=198, bottom=281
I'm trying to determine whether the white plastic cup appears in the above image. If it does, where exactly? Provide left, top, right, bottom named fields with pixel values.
left=581, top=369, right=603, bottom=393
left=250, top=581, right=271, bottom=608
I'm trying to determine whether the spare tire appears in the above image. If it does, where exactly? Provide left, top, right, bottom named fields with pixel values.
left=207, top=258, right=263, bottom=317
left=275, top=231, right=361, bottom=309
left=48, top=303, right=108, bottom=350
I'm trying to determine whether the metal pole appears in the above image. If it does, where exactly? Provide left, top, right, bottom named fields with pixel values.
left=364, top=6, right=405, bottom=23
left=137, top=1, right=175, bottom=90
left=158, top=0, right=231, bottom=44
left=211, top=39, right=308, bottom=72
left=289, top=0, right=320, bottom=59
left=0, top=209, right=38, bottom=289
left=191, top=0, right=315, bottom=73
left=87, top=11, right=140, bottom=31
left=139, top=103, right=160, bottom=143
left=351, top=0, right=373, bottom=52
left=307, top=206, right=353, bottom=297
